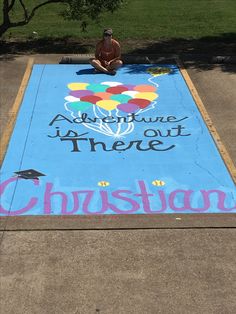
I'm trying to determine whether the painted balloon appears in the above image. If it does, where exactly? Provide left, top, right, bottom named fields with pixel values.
left=64, top=81, right=159, bottom=137
left=66, top=81, right=158, bottom=113
left=147, top=67, right=172, bottom=77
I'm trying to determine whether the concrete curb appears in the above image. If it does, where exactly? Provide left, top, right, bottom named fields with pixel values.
left=59, top=54, right=236, bottom=64
left=59, top=54, right=177, bottom=64
left=1, top=214, right=236, bottom=231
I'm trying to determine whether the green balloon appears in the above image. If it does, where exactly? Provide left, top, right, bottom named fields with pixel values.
left=110, top=94, right=132, bottom=103
left=87, top=84, right=108, bottom=93
left=69, top=101, right=92, bottom=111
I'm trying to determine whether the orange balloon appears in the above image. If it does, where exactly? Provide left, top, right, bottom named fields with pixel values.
left=134, top=85, right=157, bottom=92
left=94, top=92, right=112, bottom=100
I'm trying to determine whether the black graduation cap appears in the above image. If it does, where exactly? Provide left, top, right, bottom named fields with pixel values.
left=14, top=169, right=46, bottom=180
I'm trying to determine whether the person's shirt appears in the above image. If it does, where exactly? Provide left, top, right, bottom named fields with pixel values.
left=95, top=39, right=121, bottom=62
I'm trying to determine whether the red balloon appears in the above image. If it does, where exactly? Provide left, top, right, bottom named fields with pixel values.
left=128, top=98, right=151, bottom=109
left=80, top=95, right=102, bottom=104
left=106, top=86, right=129, bottom=94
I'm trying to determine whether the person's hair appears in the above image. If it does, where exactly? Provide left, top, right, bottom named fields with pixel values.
left=103, top=28, right=113, bottom=36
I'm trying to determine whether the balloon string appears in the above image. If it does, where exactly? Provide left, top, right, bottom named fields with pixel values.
left=97, top=106, right=107, bottom=117
left=75, top=110, right=113, bottom=135
left=93, top=106, right=113, bottom=133
left=137, top=101, right=156, bottom=115
left=80, top=123, right=114, bottom=136
left=148, top=76, right=159, bottom=88
left=94, top=106, right=118, bottom=135
left=114, top=109, right=134, bottom=137
left=65, top=102, right=133, bottom=137
left=119, top=122, right=134, bottom=136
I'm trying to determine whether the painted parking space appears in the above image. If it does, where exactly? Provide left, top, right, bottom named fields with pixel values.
left=0, top=64, right=235, bottom=216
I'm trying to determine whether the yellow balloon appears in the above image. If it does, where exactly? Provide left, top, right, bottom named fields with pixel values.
left=67, top=83, right=89, bottom=90
left=135, top=92, right=158, bottom=101
left=96, top=100, right=120, bottom=111
left=147, top=67, right=171, bottom=76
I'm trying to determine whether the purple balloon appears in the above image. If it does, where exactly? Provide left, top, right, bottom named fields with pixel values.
left=70, top=90, right=93, bottom=98
left=123, top=84, right=136, bottom=90
left=117, top=103, right=139, bottom=113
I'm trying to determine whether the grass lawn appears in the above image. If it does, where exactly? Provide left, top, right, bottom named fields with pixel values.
left=1, top=0, right=236, bottom=41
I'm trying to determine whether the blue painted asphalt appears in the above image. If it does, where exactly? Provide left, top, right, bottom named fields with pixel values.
left=0, top=64, right=235, bottom=215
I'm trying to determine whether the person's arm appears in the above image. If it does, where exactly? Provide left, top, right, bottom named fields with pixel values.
left=95, top=42, right=102, bottom=59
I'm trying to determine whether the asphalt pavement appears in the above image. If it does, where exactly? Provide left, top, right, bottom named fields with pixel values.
left=0, top=54, right=235, bottom=314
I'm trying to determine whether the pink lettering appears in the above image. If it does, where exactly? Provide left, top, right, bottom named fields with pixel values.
left=201, top=190, right=236, bottom=211
left=44, top=183, right=71, bottom=214
left=74, top=190, right=107, bottom=215
left=134, top=180, right=154, bottom=212
left=0, top=177, right=39, bottom=215
left=135, top=180, right=167, bottom=213
left=169, top=190, right=211, bottom=212
left=1, top=178, right=235, bottom=216
left=111, top=190, right=140, bottom=213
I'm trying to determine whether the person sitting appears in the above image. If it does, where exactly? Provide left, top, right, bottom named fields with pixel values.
left=89, top=28, right=123, bottom=75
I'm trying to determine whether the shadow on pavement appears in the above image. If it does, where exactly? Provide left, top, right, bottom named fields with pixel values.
left=125, top=33, right=236, bottom=74
left=0, top=37, right=95, bottom=54
left=0, top=33, right=235, bottom=73
left=122, top=64, right=179, bottom=75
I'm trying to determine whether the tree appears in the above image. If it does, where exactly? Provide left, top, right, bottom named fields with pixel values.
left=0, top=0, right=123, bottom=37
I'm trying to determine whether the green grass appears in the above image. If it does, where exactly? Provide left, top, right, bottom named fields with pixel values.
left=1, top=0, right=236, bottom=41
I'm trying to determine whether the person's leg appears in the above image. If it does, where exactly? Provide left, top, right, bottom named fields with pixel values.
left=89, top=58, right=109, bottom=74
left=107, top=60, right=123, bottom=72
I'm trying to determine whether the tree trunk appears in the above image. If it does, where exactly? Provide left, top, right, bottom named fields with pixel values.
left=1, top=0, right=63, bottom=37
left=0, top=22, right=11, bottom=37
left=1, top=0, right=11, bottom=37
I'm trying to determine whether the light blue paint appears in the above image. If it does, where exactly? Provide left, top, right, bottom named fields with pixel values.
left=0, top=64, right=235, bottom=216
